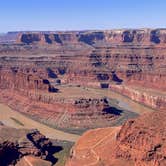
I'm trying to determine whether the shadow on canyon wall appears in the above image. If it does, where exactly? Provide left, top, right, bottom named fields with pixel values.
left=46, top=145, right=63, bottom=165
left=102, top=106, right=123, bottom=116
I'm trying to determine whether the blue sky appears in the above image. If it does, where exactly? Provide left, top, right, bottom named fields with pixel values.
left=0, top=0, right=166, bottom=32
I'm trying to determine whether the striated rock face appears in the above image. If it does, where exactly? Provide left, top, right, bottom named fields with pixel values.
left=116, top=110, right=166, bottom=166
left=0, top=125, right=52, bottom=165
left=0, top=67, right=58, bottom=93
left=111, top=84, right=166, bottom=110
left=0, top=29, right=165, bottom=101
left=66, top=110, right=166, bottom=166
left=12, top=29, right=166, bottom=45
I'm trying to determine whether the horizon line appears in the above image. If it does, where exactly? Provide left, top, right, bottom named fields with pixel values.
left=1, top=27, right=166, bottom=34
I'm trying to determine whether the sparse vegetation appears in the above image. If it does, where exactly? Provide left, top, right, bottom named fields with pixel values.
left=53, top=140, right=74, bottom=166
left=10, top=117, right=24, bottom=126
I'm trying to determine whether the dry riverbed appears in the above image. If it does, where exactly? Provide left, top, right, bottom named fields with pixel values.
left=0, top=103, right=79, bottom=142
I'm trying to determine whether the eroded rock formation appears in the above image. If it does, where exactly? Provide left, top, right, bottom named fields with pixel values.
left=0, top=124, right=53, bottom=166
left=0, top=87, right=122, bottom=130
left=12, top=29, right=166, bottom=45
left=0, top=67, right=58, bottom=93
left=0, top=141, right=19, bottom=166
left=66, top=110, right=166, bottom=166
left=115, top=110, right=166, bottom=165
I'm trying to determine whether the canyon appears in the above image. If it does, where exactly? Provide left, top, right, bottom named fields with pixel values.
left=0, top=30, right=165, bottom=129
left=0, top=29, right=165, bottom=112
left=0, top=29, right=165, bottom=165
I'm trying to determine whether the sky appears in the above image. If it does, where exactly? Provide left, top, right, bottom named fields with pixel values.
left=0, top=0, right=166, bottom=32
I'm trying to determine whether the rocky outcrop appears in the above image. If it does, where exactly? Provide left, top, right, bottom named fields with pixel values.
left=115, top=110, right=166, bottom=165
left=0, top=125, right=53, bottom=165
left=66, top=110, right=166, bottom=166
left=0, top=67, right=57, bottom=93
left=0, top=141, right=19, bottom=166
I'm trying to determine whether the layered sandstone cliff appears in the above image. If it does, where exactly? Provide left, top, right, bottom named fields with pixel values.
left=111, top=84, right=166, bottom=110
left=0, top=29, right=165, bottom=103
left=13, top=29, right=166, bottom=45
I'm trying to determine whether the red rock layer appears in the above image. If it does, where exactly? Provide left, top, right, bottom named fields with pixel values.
left=116, top=110, right=166, bottom=166
left=0, top=67, right=49, bottom=91
left=111, top=84, right=166, bottom=110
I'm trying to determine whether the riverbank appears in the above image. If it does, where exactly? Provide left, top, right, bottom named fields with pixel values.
left=0, top=103, right=79, bottom=142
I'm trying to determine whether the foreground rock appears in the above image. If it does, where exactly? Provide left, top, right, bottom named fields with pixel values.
left=66, top=110, right=166, bottom=166
left=0, top=141, right=19, bottom=166
left=16, top=156, right=51, bottom=166
left=0, top=124, right=53, bottom=166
